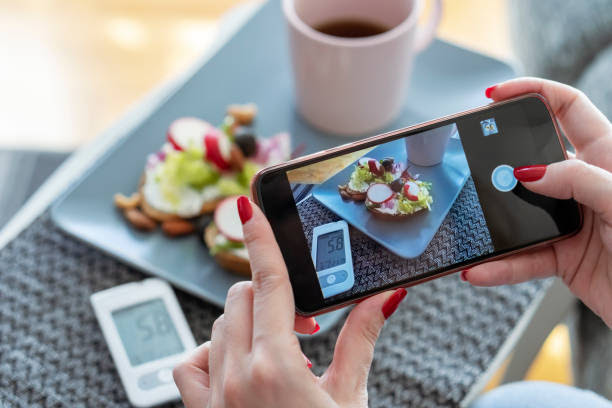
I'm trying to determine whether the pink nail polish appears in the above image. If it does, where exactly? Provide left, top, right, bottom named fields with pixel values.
left=460, top=270, right=469, bottom=281
left=310, top=322, right=320, bottom=335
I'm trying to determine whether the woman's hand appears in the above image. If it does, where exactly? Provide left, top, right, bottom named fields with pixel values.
left=173, top=197, right=407, bottom=407
left=465, top=77, right=612, bottom=327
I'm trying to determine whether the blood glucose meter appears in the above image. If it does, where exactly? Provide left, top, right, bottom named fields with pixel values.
left=90, top=278, right=196, bottom=407
left=311, top=220, right=355, bottom=298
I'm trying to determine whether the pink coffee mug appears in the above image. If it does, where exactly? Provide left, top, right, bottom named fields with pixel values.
left=283, top=0, right=442, bottom=136
left=405, top=122, right=457, bottom=166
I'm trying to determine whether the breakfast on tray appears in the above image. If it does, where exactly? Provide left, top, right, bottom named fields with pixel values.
left=338, top=156, right=433, bottom=218
left=113, top=103, right=290, bottom=275
left=203, top=196, right=251, bottom=276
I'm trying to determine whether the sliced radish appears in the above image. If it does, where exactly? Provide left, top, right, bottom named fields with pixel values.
left=403, top=181, right=420, bottom=201
left=253, top=132, right=291, bottom=166
left=167, top=117, right=211, bottom=151
left=205, top=129, right=232, bottom=171
left=214, top=197, right=244, bottom=242
left=366, top=183, right=394, bottom=204
left=368, top=159, right=385, bottom=177
left=358, top=157, right=375, bottom=167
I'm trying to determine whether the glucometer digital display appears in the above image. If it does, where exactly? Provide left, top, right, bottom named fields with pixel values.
left=315, top=230, right=346, bottom=271
left=90, top=279, right=196, bottom=407
left=311, top=221, right=355, bottom=298
left=112, top=299, right=184, bottom=366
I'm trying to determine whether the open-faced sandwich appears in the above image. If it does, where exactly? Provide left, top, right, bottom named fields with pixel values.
left=203, top=196, right=250, bottom=277
left=338, top=156, right=403, bottom=200
left=338, top=156, right=433, bottom=218
left=114, top=103, right=290, bottom=241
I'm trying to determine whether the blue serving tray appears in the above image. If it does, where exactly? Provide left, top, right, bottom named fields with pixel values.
left=312, top=136, right=470, bottom=259
left=50, top=0, right=513, bottom=324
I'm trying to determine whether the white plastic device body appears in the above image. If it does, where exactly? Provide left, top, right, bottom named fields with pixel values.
left=90, top=278, right=196, bottom=407
left=310, top=220, right=355, bottom=298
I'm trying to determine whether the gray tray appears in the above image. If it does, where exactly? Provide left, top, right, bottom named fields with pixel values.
left=50, top=1, right=514, bottom=322
left=312, top=136, right=470, bottom=259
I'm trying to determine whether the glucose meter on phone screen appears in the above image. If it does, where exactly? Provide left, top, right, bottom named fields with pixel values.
left=90, top=278, right=196, bottom=407
left=311, top=220, right=355, bottom=298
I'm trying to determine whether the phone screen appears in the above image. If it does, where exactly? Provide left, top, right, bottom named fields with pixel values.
left=256, top=96, right=581, bottom=314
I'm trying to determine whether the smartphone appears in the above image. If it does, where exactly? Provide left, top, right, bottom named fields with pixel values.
left=252, top=94, right=582, bottom=316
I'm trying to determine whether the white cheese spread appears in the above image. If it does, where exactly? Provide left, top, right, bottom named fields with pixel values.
left=142, top=163, right=223, bottom=217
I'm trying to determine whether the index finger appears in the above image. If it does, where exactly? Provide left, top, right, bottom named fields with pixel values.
left=487, top=77, right=611, bottom=150
left=238, top=196, right=296, bottom=342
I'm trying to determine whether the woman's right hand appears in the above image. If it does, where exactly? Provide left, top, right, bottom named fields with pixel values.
left=464, top=77, right=612, bottom=328
left=173, top=199, right=406, bottom=408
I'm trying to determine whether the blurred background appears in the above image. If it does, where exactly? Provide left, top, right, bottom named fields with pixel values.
left=0, top=0, right=610, bottom=400
left=0, top=0, right=513, bottom=151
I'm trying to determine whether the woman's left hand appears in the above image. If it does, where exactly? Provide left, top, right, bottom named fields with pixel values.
left=173, top=197, right=406, bottom=408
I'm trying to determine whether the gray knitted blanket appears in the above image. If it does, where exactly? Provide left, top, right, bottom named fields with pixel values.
left=0, top=210, right=548, bottom=407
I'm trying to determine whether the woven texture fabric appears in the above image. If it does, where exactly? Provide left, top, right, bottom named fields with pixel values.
left=298, top=178, right=495, bottom=300
left=0, top=212, right=548, bottom=407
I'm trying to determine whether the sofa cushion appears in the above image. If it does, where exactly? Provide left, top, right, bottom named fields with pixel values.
left=577, top=44, right=612, bottom=121
left=509, top=0, right=612, bottom=84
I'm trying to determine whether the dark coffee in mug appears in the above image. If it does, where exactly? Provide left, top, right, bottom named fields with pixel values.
left=314, top=19, right=390, bottom=38
left=283, top=0, right=442, bottom=134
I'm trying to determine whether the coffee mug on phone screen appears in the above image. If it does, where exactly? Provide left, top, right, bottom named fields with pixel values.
left=283, top=0, right=442, bottom=136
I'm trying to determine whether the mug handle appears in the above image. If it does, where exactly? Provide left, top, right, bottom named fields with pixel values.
left=413, top=0, right=443, bottom=53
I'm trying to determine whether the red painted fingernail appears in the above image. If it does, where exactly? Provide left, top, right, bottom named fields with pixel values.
left=460, top=270, right=469, bottom=281
left=310, top=322, right=320, bottom=335
left=514, top=165, right=547, bottom=182
left=485, top=85, right=497, bottom=99
left=237, top=196, right=253, bottom=224
left=382, top=288, right=407, bottom=319
left=303, top=353, right=313, bottom=369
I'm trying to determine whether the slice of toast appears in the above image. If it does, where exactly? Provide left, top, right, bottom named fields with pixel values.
left=338, top=184, right=367, bottom=201
left=204, top=224, right=251, bottom=277
left=140, top=194, right=182, bottom=222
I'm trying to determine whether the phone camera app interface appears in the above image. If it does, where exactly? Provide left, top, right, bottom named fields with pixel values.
left=480, top=118, right=498, bottom=136
left=286, top=123, right=494, bottom=301
left=270, top=98, right=579, bottom=306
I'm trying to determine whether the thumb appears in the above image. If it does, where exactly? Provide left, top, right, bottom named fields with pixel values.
left=515, top=159, right=612, bottom=224
left=322, top=289, right=407, bottom=403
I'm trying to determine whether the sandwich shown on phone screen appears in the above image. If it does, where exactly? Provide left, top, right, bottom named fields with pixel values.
left=252, top=95, right=582, bottom=316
